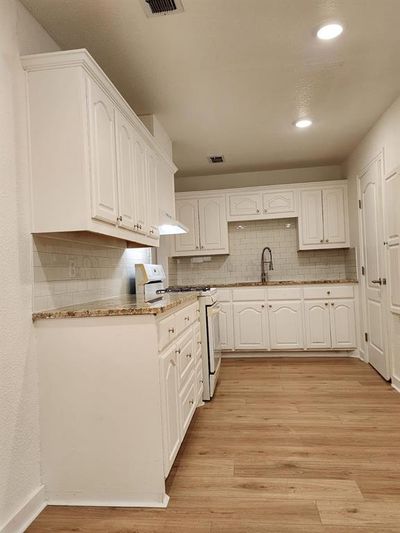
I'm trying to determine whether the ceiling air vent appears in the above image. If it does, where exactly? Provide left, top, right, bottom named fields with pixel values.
left=142, top=0, right=184, bottom=17
left=208, top=155, right=225, bottom=164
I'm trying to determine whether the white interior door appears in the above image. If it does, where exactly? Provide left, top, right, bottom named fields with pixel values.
left=385, top=170, right=400, bottom=314
left=360, top=159, right=390, bottom=379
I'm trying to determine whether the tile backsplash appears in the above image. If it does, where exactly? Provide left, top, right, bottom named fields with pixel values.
left=168, top=219, right=357, bottom=286
left=33, top=232, right=151, bottom=312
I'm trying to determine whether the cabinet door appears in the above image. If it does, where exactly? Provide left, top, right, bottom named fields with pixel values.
left=133, top=135, right=148, bottom=235
left=262, top=190, right=296, bottom=217
left=175, top=198, right=200, bottom=253
left=146, top=147, right=159, bottom=239
left=268, top=301, right=304, bottom=349
left=159, top=346, right=181, bottom=476
left=198, top=196, right=229, bottom=252
left=304, top=300, right=331, bottom=349
left=330, top=300, right=356, bottom=349
left=322, top=188, right=347, bottom=245
left=233, top=302, right=267, bottom=349
left=87, top=78, right=119, bottom=225
left=228, top=193, right=262, bottom=218
left=299, top=190, right=324, bottom=247
left=219, top=303, right=234, bottom=350
left=115, top=110, right=136, bottom=231
left=385, top=171, right=400, bottom=314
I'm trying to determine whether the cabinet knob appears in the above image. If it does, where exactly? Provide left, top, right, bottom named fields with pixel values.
left=327, top=291, right=331, bottom=295
left=196, top=246, right=199, bottom=249
left=186, top=353, right=192, bottom=358
left=331, top=302, right=334, bottom=306
left=189, top=399, right=194, bottom=405
left=320, top=239, right=323, bottom=243
left=256, top=209, right=260, bottom=213
left=185, top=316, right=190, bottom=321
left=175, top=348, right=181, bottom=355
left=325, top=239, right=329, bottom=243
left=263, top=208, right=267, bottom=213
left=261, top=304, right=265, bottom=308
left=168, top=327, right=175, bottom=334
left=268, top=304, right=272, bottom=308
left=197, top=340, right=202, bottom=345
left=117, top=215, right=122, bottom=222
left=201, top=245, right=204, bottom=249
left=150, top=229, right=154, bottom=234
left=325, top=302, right=328, bottom=306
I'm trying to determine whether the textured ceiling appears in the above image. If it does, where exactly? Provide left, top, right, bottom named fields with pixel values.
left=21, top=0, right=400, bottom=177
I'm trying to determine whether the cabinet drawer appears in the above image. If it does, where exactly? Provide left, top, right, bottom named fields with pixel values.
left=303, top=285, right=354, bottom=300
left=216, top=288, right=232, bottom=302
left=232, top=288, right=266, bottom=301
left=180, top=374, right=196, bottom=436
left=158, top=313, right=177, bottom=350
left=267, top=287, right=303, bottom=300
left=177, top=330, right=195, bottom=387
left=175, top=302, right=199, bottom=335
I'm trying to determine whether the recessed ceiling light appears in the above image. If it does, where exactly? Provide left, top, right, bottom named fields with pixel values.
left=317, top=23, right=343, bottom=40
left=294, top=118, right=312, bottom=129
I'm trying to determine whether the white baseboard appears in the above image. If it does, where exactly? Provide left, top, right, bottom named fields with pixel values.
left=0, top=485, right=46, bottom=533
left=47, top=493, right=170, bottom=508
left=222, top=350, right=353, bottom=359
left=392, top=375, right=400, bottom=393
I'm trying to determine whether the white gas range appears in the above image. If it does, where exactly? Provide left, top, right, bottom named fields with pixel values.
left=157, top=285, right=222, bottom=400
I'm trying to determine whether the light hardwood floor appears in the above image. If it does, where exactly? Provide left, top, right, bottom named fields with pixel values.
left=27, top=357, right=400, bottom=532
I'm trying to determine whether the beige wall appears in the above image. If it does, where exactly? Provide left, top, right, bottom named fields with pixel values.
left=175, top=164, right=342, bottom=192
left=0, top=2, right=59, bottom=529
left=343, top=94, right=400, bottom=384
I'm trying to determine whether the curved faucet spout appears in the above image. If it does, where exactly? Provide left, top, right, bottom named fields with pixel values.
left=261, top=246, right=274, bottom=283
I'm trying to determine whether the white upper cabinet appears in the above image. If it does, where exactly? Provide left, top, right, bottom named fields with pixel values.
left=173, top=195, right=228, bottom=256
left=299, top=184, right=349, bottom=250
left=175, top=198, right=200, bottom=253
left=115, top=110, right=137, bottom=231
left=227, top=189, right=297, bottom=221
left=262, top=190, right=296, bottom=218
left=22, top=49, right=176, bottom=246
left=87, top=78, right=119, bottom=226
left=228, top=193, right=262, bottom=218
left=268, top=301, right=304, bottom=350
left=322, top=188, right=347, bottom=245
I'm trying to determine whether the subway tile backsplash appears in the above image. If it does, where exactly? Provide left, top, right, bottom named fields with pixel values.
left=33, top=232, right=151, bottom=312
left=168, top=219, right=357, bottom=286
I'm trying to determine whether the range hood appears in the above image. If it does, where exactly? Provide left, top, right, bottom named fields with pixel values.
left=158, top=210, right=188, bottom=235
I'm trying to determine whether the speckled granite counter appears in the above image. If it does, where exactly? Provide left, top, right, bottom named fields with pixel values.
left=214, top=279, right=357, bottom=288
left=32, top=293, right=198, bottom=321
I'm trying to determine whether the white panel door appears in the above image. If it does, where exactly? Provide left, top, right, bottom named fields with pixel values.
left=228, top=193, right=262, bottom=217
left=87, top=78, right=118, bottom=225
left=219, top=303, right=234, bottom=350
left=268, top=301, right=304, bottom=350
left=145, top=147, right=159, bottom=239
left=299, top=190, right=324, bottom=246
left=330, top=300, right=356, bottom=349
left=360, top=159, right=390, bottom=379
left=115, top=110, right=136, bottom=231
left=233, top=302, right=267, bottom=349
left=198, top=196, right=228, bottom=252
left=322, top=187, right=347, bottom=245
left=304, top=301, right=332, bottom=349
left=385, top=170, right=400, bottom=314
left=133, top=135, right=148, bottom=235
left=159, top=345, right=181, bottom=476
left=175, top=198, right=200, bottom=253
left=262, top=190, right=296, bottom=217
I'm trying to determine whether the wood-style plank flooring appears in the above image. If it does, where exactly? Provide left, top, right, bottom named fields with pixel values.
left=27, top=357, right=400, bottom=532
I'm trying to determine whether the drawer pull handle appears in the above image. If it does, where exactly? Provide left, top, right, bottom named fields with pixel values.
left=197, top=340, right=202, bottom=345
left=175, top=349, right=181, bottom=355
left=168, top=327, right=175, bottom=334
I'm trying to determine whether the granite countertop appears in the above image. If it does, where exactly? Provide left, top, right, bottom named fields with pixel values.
left=213, top=279, right=358, bottom=288
left=32, top=293, right=198, bottom=321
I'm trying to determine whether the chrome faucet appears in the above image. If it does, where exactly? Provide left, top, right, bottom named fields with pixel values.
left=261, top=246, right=274, bottom=283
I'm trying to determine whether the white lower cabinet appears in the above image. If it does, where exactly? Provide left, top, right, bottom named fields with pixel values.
left=233, top=302, right=268, bottom=349
left=159, top=345, right=181, bottom=475
left=304, top=301, right=332, bottom=349
left=330, top=300, right=356, bottom=348
left=159, top=314, right=201, bottom=477
left=219, top=303, right=234, bottom=350
left=268, top=301, right=304, bottom=350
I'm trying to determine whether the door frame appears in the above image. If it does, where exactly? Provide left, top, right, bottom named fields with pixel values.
left=356, top=150, right=391, bottom=379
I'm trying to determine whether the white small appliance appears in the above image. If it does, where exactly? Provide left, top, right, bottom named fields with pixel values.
left=134, top=263, right=166, bottom=303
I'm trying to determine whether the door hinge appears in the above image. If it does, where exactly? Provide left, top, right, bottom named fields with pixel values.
left=365, top=332, right=368, bottom=342
left=361, top=266, right=365, bottom=276
left=359, top=199, right=362, bottom=209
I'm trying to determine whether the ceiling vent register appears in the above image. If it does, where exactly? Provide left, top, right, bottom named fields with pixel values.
left=208, top=155, right=225, bottom=164
left=143, top=0, right=184, bottom=17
